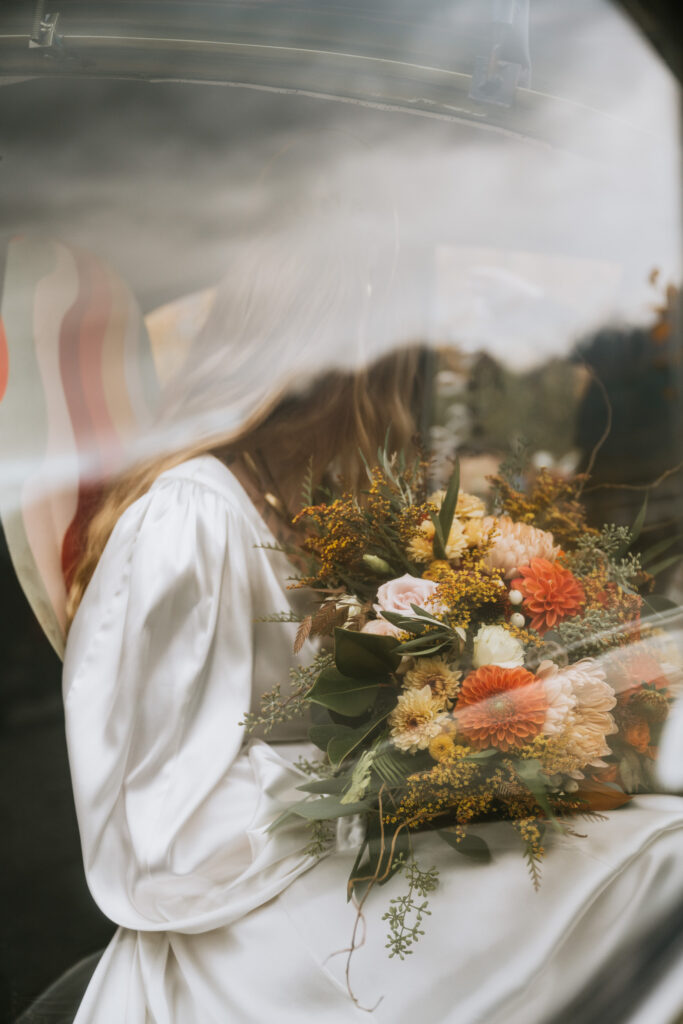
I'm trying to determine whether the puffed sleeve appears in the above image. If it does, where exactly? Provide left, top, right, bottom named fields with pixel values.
left=63, top=473, right=314, bottom=934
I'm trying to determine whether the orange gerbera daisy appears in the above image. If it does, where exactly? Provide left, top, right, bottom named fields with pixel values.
left=456, top=665, right=548, bottom=751
left=512, top=558, right=585, bottom=633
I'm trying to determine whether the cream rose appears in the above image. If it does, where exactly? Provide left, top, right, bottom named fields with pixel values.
left=472, top=624, right=525, bottom=669
left=374, top=574, right=442, bottom=621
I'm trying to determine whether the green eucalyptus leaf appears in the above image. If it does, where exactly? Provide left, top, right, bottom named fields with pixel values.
left=378, top=610, right=428, bottom=636
left=279, top=795, right=372, bottom=824
left=396, top=636, right=450, bottom=656
left=296, top=776, right=349, bottom=795
left=409, top=603, right=442, bottom=623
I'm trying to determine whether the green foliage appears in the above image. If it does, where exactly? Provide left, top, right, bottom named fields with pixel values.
left=382, top=858, right=440, bottom=960
left=269, top=793, right=373, bottom=832
left=240, top=651, right=333, bottom=735
left=368, top=436, right=425, bottom=509
left=334, top=626, right=401, bottom=677
left=566, top=525, right=642, bottom=590
left=429, top=459, right=460, bottom=559
left=304, top=818, right=336, bottom=859
left=293, top=755, right=335, bottom=777
left=306, top=666, right=380, bottom=717
left=438, top=829, right=492, bottom=863
left=552, top=608, right=632, bottom=658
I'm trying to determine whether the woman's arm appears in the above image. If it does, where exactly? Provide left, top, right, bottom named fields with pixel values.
left=63, top=475, right=261, bottom=932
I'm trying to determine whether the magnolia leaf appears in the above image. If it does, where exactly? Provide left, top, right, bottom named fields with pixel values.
left=307, top=666, right=379, bottom=716
left=327, top=709, right=392, bottom=767
left=308, top=723, right=348, bottom=751
left=438, top=830, right=491, bottom=863
left=576, top=779, right=633, bottom=811
left=334, top=626, right=400, bottom=677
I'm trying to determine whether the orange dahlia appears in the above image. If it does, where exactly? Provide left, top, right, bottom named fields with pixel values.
left=456, top=665, right=548, bottom=751
left=512, top=558, right=585, bottom=633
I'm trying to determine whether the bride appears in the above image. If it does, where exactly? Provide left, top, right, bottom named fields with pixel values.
left=51, top=186, right=683, bottom=1024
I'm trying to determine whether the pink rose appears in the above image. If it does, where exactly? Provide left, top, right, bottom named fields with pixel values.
left=374, top=574, right=442, bottom=621
left=361, top=618, right=401, bottom=637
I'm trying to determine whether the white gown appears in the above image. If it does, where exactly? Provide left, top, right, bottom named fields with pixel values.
left=63, top=455, right=683, bottom=1024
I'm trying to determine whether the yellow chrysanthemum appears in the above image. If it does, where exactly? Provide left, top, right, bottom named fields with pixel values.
left=407, top=520, right=436, bottom=563
left=408, top=515, right=469, bottom=564
left=388, top=685, right=448, bottom=753
left=428, top=733, right=456, bottom=761
left=445, top=518, right=468, bottom=560
left=404, top=657, right=461, bottom=707
left=463, top=518, right=491, bottom=548
left=428, top=490, right=486, bottom=519
left=457, top=493, right=486, bottom=519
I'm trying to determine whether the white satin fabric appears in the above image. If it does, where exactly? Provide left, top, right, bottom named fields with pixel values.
left=64, top=455, right=683, bottom=1023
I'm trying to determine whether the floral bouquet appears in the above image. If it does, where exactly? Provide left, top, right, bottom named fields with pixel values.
left=245, top=446, right=680, bottom=961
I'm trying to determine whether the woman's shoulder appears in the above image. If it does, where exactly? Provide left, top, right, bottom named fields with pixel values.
left=83, top=455, right=265, bottom=595
left=151, top=453, right=253, bottom=512
left=65, top=455, right=270, bottom=670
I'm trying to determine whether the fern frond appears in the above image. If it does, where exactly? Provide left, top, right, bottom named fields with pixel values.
left=374, top=750, right=408, bottom=787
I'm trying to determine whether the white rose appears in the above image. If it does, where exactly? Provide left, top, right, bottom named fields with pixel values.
left=472, top=624, right=525, bottom=669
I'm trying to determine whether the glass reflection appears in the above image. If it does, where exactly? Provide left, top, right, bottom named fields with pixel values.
left=0, top=0, right=681, bottom=1020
